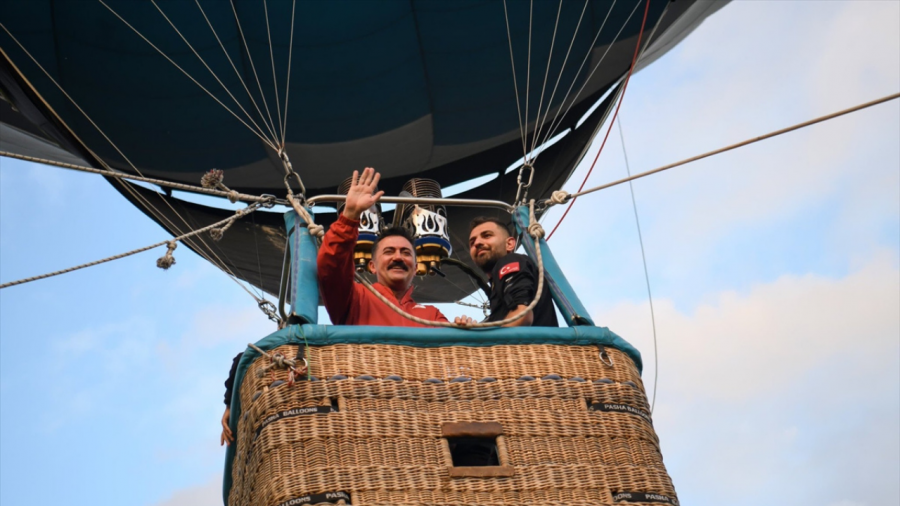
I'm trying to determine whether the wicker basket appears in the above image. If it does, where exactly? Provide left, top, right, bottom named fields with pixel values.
left=228, top=343, right=677, bottom=506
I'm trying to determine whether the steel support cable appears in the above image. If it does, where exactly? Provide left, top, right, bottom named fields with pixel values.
left=549, top=92, right=900, bottom=203
left=546, top=0, right=650, bottom=240
left=229, top=0, right=280, bottom=146
left=528, top=0, right=564, bottom=156
left=530, top=0, right=590, bottom=156
left=151, top=0, right=278, bottom=148
left=195, top=0, right=281, bottom=144
left=502, top=0, right=528, bottom=159
left=0, top=152, right=278, bottom=204
left=262, top=0, right=285, bottom=144
left=532, top=0, right=626, bottom=159
left=98, top=0, right=278, bottom=151
left=524, top=0, right=534, bottom=158
left=0, top=21, right=268, bottom=302
left=280, top=0, right=297, bottom=146
left=0, top=204, right=262, bottom=290
left=618, top=117, right=659, bottom=413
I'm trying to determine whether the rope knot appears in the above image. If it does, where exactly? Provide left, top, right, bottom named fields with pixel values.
left=209, top=228, right=225, bottom=241
left=156, top=241, right=177, bottom=270
left=227, top=190, right=239, bottom=204
left=307, top=223, right=325, bottom=238
left=550, top=190, right=570, bottom=205
left=200, top=169, right=224, bottom=189
left=528, top=222, right=545, bottom=239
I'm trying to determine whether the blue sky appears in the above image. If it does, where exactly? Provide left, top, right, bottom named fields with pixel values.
left=1, top=2, right=898, bottom=506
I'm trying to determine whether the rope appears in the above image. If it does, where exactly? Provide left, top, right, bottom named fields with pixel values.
left=543, top=91, right=900, bottom=207
left=0, top=151, right=275, bottom=204
left=353, top=200, right=546, bottom=329
left=547, top=0, right=651, bottom=240
left=0, top=203, right=261, bottom=289
left=229, top=0, right=280, bottom=144
left=248, top=342, right=307, bottom=378
left=502, top=0, right=528, bottom=159
left=617, top=117, right=659, bottom=413
left=281, top=0, right=297, bottom=146
left=262, top=0, right=285, bottom=143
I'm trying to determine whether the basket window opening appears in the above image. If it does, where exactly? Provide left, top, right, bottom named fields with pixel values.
left=447, top=437, right=500, bottom=467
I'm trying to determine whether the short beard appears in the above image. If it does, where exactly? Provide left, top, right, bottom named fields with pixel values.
left=474, top=249, right=502, bottom=273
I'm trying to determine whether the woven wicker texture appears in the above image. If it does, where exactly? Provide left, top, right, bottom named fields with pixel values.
left=230, top=344, right=676, bottom=506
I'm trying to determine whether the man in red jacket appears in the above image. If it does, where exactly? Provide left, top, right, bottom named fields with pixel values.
left=317, top=167, right=452, bottom=326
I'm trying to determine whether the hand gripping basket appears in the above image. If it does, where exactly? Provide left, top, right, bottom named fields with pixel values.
left=223, top=325, right=678, bottom=506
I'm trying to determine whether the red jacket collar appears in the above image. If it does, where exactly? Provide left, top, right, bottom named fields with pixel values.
left=373, top=282, right=415, bottom=306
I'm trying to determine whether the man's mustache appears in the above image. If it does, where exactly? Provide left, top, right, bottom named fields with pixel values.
left=387, top=261, right=409, bottom=271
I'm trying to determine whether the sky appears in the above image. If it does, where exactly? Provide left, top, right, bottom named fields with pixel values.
left=1, top=2, right=898, bottom=506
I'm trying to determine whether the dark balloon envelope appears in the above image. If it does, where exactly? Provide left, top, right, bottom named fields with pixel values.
left=0, top=0, right=725, bottom=302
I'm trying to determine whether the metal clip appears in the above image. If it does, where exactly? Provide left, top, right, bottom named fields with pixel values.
left=259, top=194, right=277, bottom=208
left=599, top=347, right=613, bottom=367
left=514, top=162, right=535, bottom=204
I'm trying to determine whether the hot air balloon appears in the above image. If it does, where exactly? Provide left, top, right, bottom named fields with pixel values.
left=0, top=1, right=729, bottom=505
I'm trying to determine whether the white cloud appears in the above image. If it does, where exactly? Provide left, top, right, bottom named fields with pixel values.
left=152, top=476, right=221, bottom=506
left=593, top=253, right=899, bottom=506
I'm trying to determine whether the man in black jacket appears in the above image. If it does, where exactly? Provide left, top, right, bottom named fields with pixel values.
left=468, top=217, right=558, bottom=327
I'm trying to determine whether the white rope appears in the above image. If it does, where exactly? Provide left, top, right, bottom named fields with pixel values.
left=502, top=0, right=528, bottom=159
left=229, top=0, right=280, bottom=145
left=544, top=92, right=900, bottom=204
left=530, top=0, right=589, bottom=154
left=1, top=20, right=268, bottom=302
left=533, top=0, right=634, bottom=162
left=528, top=0, right=563, bottom=156
left=354, top=200, right=546, bottom=329
left=262, top=0, right=285, bottom=144
left=0, top=151, right=274, bottom=204
left=98, top=0, right=279, bottom=151
left=524, top=0, right=534, bottom=157
left=194, top=0, right=280, bottom=144
left=0, top=204, right=261, bottom=289
left=617, top=117, right=659, bottom=413
left=150, top=0, right=278, bottom=147
left=281, top=0, right=297, bottom=146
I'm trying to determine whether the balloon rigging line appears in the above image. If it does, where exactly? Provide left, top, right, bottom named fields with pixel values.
left=0, top=19, right=267, bottom=305
left=98, top=0, right=278, bottom=151
left=618, top=117, right=659, bottom=414
left=281, top=0, right=297, bottom=147
left=262, top=0, right=285, bottom=144
left=533, top=0, right=636, bottom=166
left=195, top=0, right=281, bottom=144
left=528, top=0, right=564, bottom=157
left=530, top=0, right=590, bottom=158
left=547, top=0, right=651, bottom=240
left=151, top=0, right=278, bottom=147
left=524, top=0, right=534, bottom=160
left=0, top=203, right=264, bottom=290
left=546, top=91, right=900, bottom=204
left=229, top=0, right=281, bottom=146
left=502, top=0, right=528, bottom=160
left=0, top=152, right=279, bottom=204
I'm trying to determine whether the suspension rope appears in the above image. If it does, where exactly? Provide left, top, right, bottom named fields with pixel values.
left=194, top=0, right=280, bottom=144
left=229, top=0, right=280, bottom=145
left=0, top=203, right=262, bottom=289
left=151, top=0, right=277, bottom=147
left=528, top=0, right=563, bottom=156
left=546, top=0, right=650, bottom=240
left=530, top=0, right=590, bottom=155
left=502, top=0, right=528, bottom=159
left=0, top=151, right=277, bottom=204
left=281, top=0, right=297, bottom=146
left=353, top=200, right=546, bottom=329
left=1, top=20, right=271, bottom=303
left=524, top=0, right=534, bottom=157
left=532, top=0, right=626, bottom=157
left=617, top=117, right=659, bottom=413
left=262, top=0, right=285, bottom=144
left=543, top=92, right=900, bottom=207
left=98, top=0, right=279, bottom=151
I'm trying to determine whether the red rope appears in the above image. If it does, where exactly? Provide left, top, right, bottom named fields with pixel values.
left=547, top=0, right=651, bottom=240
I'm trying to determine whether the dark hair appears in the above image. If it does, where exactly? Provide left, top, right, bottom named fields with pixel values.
left=469, top=216, right=513, bottom=237
left=372, top=226, right=416, bottom=258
